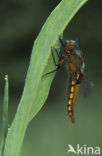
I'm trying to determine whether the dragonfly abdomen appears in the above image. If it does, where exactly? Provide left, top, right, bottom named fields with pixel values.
left=67, top=79, right=79, bottom=123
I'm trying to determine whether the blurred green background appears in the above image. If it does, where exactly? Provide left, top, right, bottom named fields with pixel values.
left=0, top=0, right=102, bottom=155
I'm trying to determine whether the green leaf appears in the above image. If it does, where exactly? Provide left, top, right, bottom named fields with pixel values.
left=0, top=75, right=9, bottom=156
left=4, top=0, right=87, bottom=156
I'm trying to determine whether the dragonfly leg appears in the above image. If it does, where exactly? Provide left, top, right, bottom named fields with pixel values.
left=43, top=45, right=66, bottom=76
left=51, top=46, right=66, bottom=68
left=59, top=37, right=65, bottom=46
left=51, top=47, right=59, bottom=66
left=52, top=47, right=60, bottom=58
left=42, top=47, right=61, bottom=76
left=42, top=67, right=60, bottom=76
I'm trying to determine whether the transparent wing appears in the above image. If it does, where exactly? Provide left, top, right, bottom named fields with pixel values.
left=81, top=76, right=94, bottom=98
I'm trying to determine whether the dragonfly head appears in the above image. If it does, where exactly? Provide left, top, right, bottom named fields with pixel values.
left=64, top=40, right=75, bottom=52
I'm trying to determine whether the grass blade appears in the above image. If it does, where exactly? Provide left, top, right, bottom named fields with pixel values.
left=0, top=75, right=9, bottom=156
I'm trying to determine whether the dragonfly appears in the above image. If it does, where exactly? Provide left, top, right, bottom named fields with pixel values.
left=44, top=37, right=85, bottom=123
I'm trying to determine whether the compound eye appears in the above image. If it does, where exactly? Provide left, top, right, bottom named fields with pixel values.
left=64, top=40, right=70, bottom=46
left=69, top=40, right=75, bottom=49
left=70, top=40, right=75, bottom=46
